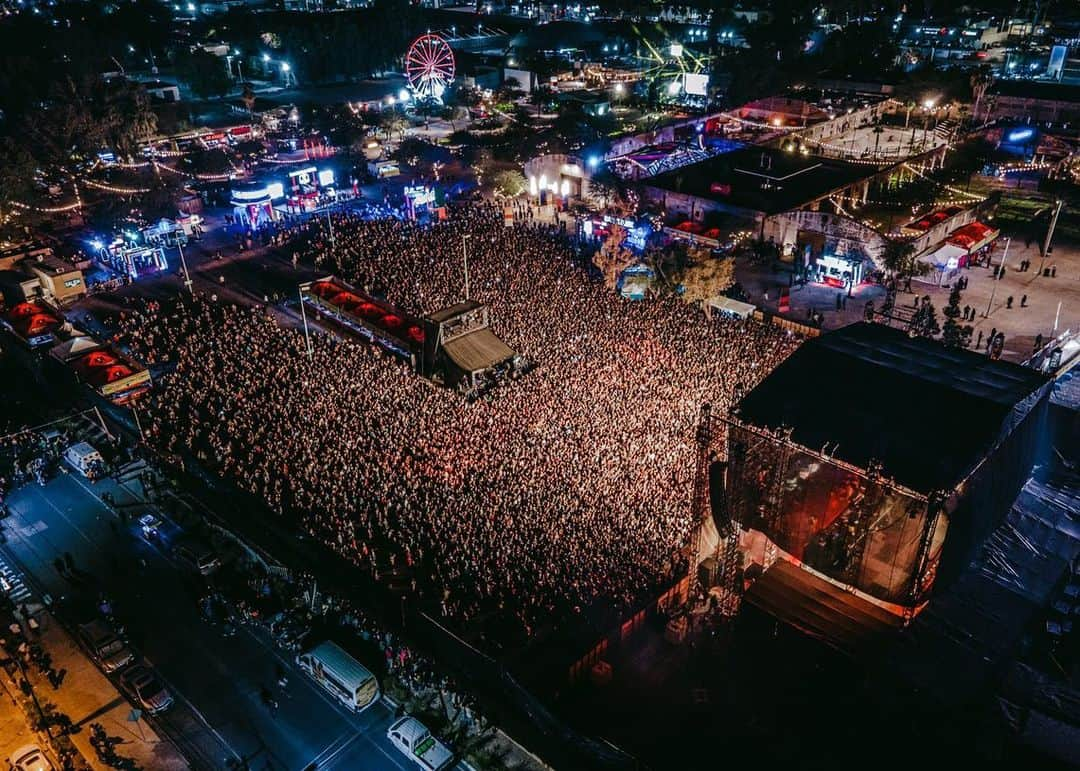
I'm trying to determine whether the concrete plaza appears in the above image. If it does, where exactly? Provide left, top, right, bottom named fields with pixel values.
left=736, top=236, right=1079, bottom=366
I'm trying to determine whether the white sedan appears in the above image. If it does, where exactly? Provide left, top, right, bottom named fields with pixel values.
left=8, top=745, right=54, bottom=771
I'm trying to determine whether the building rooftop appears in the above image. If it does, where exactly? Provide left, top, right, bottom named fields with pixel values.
left=646, top=146, right=874, bottom=215
left=990, top=80, right=1080, bottom=102
left=736, top=323, right=1050, bottom=493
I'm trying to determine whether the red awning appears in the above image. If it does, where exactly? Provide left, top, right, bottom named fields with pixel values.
left=947, top=221, right=1000, bottom=253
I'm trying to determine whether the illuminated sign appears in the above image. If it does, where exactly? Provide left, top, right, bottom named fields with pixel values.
left=404, top=186, right=435, bottom=206
left=318, top=169, right=335, bottom=187
left=1006, top=127, right=1035, bottom=143
left=266, top=182, right=285, bottom=200
left=232, top=186, right=271, bottom=202
left=684, top=73, right=709, bottom=97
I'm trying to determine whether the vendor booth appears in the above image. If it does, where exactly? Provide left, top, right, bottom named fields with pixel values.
left=230, top=182, right=279, bottom=228
left=917, top=220, right=1000, bottom=284
left=946, top=221, right=999, bottom=267
left=284, top=166, right=334, bottom=213
left=807, top=252, right=864, bottom=291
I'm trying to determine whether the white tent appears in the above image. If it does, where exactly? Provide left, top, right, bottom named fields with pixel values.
left=706, top=295, right=756, bottom=319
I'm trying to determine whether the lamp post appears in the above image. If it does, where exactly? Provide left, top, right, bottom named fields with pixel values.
left=983, top=236, right=1010, bottom=319
left=177, top=240, right=193, bottom=294
left=462, top=234, right=471, bottom=301
left=1039, top=199, right=1063, bottom=274
left=298, top=283, right=313, bottom=355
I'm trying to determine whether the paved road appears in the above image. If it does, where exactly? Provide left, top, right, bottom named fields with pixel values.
left=0, top=465, right=446, bottom=771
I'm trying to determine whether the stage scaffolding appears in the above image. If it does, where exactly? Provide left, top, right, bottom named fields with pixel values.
left=690, top=404, right=949, bottom=618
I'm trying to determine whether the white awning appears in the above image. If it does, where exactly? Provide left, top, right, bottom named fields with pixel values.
left=923, top=242, right=967, bottom=269
left=706, top=296, right=756, bottom=318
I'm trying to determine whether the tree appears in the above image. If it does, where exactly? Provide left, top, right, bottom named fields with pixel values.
left=241, top=83, right=257, bottom=117
left=969, top=66, right=994, bottom=124
left=185, top=149, right=232, bottom=176
left=880, top=240, right=919, bottom=278
left=678, top=249, right=736, bottom=316
left=379, top=110, right=408, bottom=140
left=940, top=286, right=971, bottom=348
left=909, top=295, right=940, bottom=338
left=180, top=48, right=232, bottom=100
left=107, top=80, right=157, bottom=157
left=498, top=76, right=524, bottom=101
left=490, top=169, right=527, bottom=198
left=441, top=105, right=468, bottom=132
left=586, top=167, right=622, bottom=209
left=592, top=225, right=636, bottom=290
left=0, top=137, right=43, bottom=241
left=19, top=75, right=156, bottom=171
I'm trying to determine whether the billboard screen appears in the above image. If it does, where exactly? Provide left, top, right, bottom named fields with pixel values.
left=684, top=73, right=709, bottom=97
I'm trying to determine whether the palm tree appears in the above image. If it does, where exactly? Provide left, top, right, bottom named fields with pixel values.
left=880, top=240, right=916, bottom=278
left=241, top=83, right=257, bottom=119
left=969, top=67, right=994, bottom=125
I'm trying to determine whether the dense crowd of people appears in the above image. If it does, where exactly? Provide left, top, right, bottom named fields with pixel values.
left=117, top=203, right=799, bottom=641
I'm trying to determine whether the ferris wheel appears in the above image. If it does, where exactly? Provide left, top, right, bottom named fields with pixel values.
left=405, top=34, right=456, bottom=104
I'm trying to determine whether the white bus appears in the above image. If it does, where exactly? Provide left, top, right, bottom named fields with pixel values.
left=297, top=641, right=380, bottom=712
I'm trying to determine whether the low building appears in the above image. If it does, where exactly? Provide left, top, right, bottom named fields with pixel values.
left=22, top=253, right=85, bottom=305
left=558, top=89, right=611, bottom=117
left=644, top=146, right=875, bottom=231
left=0, top=269, right=41, bottom=306
left=141, top=80, right=181, bottom=103
left=524, top=153, right=590, bottom=201
left=982, top=81, right=1080, bottom=125
left=0, top=242, right=53, bottom=272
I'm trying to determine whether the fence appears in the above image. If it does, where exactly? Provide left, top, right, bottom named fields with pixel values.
left=413, top=612, right=641, bottom=770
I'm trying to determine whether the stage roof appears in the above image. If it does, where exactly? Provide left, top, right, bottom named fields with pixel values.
left=645, top=146, right=873, bottom=215
left=427, top=300, right=485, bottom=325
left=443, top=329, right=515, bottom=374
left=736, top=323, right=1050, bottom=493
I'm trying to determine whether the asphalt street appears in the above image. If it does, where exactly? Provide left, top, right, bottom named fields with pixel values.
left=0, top=465, right=448, bottom=771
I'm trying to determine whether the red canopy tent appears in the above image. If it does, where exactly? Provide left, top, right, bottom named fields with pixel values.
left=947, top=222, right=999, bottom=253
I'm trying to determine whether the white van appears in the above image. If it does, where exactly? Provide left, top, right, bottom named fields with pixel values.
left=296, top=641, right=379, bottom=712
left=63, top=442, right=105, bottom=479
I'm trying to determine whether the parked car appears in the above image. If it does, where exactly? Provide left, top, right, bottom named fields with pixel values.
left=173, top=538, right=220, bottom=575
left=9, top=744, right=54, bottom=771
left=120, top=665, right=174, bottom=714
left=77, top=618, right=133, bottom=673
left=386, top=716, right=454, bottom=771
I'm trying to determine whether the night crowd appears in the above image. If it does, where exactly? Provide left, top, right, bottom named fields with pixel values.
left=117, top=204, right=799, bottom=641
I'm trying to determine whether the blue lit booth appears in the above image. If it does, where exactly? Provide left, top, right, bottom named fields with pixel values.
left=230, top=181, right=280, bottom=228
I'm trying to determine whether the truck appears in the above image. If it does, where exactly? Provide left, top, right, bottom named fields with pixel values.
left=387, top=716, right=455, bottom=771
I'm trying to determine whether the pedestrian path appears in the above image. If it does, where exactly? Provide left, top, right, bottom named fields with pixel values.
left=0, top=554, right=32, bottom=605
left=17, top=608, right=190, bottom=771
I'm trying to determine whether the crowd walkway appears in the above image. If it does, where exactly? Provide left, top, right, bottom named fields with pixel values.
left=11, top=603, right=189, bottom=771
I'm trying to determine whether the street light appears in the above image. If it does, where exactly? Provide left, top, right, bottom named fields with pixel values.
left=462, top=235, right=472, bottom=301
left=177, top=240, right=194, bottom=295
left=298, top=283, right=314, bottom=356
left=983, top=236, right=1011, bottom=319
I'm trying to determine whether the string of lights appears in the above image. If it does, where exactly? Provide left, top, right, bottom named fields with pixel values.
left=900, top=163, right=984, bottom=202
left=9, top=199, right=83, bottom=213
left=81, top=179, right=151, bottom=195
